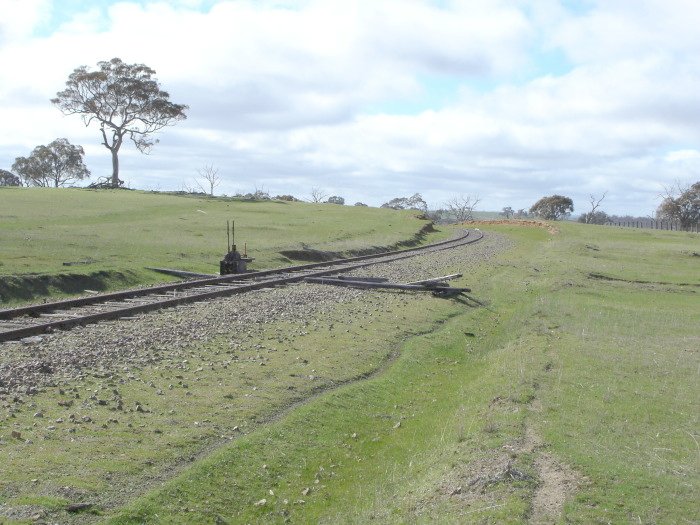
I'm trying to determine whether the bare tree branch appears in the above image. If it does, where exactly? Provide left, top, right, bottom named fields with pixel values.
left=195, top=164, right=221, bottom=196
left=585, top=191, right=607, bottom=223
left=445, top=195, right=481, bottom=222
left=310, top=187, right=328, bottom=203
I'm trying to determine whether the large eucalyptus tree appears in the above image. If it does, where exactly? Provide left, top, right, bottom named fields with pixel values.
left=52, top=58, right=188, bottom=188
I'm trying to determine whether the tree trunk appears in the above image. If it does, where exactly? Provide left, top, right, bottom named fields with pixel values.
left=110, top=148, right=120, bottom=188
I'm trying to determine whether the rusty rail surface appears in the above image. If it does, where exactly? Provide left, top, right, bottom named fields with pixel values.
left=0, top=229, right=483, bottom=343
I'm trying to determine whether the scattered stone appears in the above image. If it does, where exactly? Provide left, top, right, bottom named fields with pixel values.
left=33, top=412, right=43, bottom=418
left=254, top=498, right=267, bottom=507
left=302, top=487, right=310, bottom=496
left=66, top=502, right=93, bottom=513
left=11, top=430, right=21, bottom=439
left=393, top=421, right=401, bottom=429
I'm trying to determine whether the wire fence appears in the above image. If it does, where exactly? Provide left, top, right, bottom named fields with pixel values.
left=604, top=220, right=700, bottom=233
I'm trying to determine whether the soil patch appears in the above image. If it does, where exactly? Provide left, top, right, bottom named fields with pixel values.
left=462, top=219, right=560, bottom=234
left=0, top=270, right=137, bottom=304
left=279, top=222, right=437, bottom=262
left=588, top=272, right=699, bottom=288
left=530, top=452, right=581, bottom=524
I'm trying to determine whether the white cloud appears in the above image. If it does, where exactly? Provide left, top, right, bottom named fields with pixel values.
left=0, top=0, right=698, bottom=214
left=550, top=0, right=700, bottom=65
left=0, top=0, right=50, bottom=43
left=666, top=150, right=700, bottom=162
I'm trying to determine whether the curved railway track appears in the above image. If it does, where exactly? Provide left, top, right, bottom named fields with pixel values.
left=0, top=229, right=484, bottom=343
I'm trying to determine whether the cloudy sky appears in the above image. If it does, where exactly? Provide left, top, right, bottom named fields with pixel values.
left=1, top=0, right=699, bottom=214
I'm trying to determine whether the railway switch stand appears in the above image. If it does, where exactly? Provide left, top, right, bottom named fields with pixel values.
left=220, top=245, right=254, bottom=275
left=221, top=219, right=254, bottom=274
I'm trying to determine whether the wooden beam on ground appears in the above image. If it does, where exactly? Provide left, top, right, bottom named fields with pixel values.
left=334, top=275, right=389, bottom=283
left=404, top=273, right=463, bottom=286
left=305, top=277, right=470, bottom=293
left=146, top=267, right=218, bottom=279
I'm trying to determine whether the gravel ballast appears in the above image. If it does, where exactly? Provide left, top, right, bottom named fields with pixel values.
left=0, top=231, right=510, bottom=402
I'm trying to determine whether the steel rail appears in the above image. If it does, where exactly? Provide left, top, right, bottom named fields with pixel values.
left=0, top=229, right=473, bottom=320
left=0, top=229, right=483, bottom=343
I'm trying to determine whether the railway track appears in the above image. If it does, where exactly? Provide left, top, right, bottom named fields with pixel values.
left=0, top=229, right=484, bottom=343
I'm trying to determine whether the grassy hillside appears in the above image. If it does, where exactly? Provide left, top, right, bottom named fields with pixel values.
left=1, top=220, right=697, bottom=523
left=0, top=188, right=442, bottom=304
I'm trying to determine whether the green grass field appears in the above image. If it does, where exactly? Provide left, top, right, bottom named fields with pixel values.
left=102, top=223, right=699, bottom=524
left=0, top=188, right=442, bottom=304
left=0, top=196, right=698, bottom=524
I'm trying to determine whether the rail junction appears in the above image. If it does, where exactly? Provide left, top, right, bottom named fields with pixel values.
left=0, top=229, right=483, bottom=343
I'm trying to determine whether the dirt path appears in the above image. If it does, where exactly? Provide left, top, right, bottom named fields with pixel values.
left=530, top=450, right=581, bottom=524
